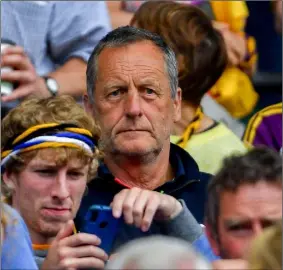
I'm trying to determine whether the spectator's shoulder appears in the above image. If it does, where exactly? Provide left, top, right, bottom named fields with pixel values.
left=3, top=203, right=22, bottom=224
left=243, top=103, right=282, bottom=143
left=200, top=171, right=213, bottom=183
left=2, top=203, right=31, bottom=241
left=1, top=204, right=38, bottom=269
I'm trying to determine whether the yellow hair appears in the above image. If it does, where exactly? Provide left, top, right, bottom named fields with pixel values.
left=248, top=221, right=282, bottom=270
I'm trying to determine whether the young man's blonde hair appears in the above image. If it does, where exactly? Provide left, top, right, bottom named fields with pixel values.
left=1, top=95, right=101, bottom=203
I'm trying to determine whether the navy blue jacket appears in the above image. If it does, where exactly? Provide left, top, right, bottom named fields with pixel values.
left=75, top=143, right=216, bottom=259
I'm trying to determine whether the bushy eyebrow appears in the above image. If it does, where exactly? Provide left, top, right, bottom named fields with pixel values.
left=29, top=163, right=87, bottom=171
left=29, top=164, right=57, bottom=169
left=68, top=166, right=87, bottom=171
left=103, top=80, right=126, bottom=90
left=224, top=218, right=281, bottom=228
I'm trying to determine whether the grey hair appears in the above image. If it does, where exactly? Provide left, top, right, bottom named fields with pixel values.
left=106, top=236, right=211, bottom=270
left=86, top=26, right=178, bottom=104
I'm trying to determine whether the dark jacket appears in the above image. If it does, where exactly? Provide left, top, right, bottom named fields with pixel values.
left=75, top=143, right=217, bottom=260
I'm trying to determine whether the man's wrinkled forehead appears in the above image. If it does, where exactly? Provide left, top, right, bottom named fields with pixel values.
left=96, top=41, right=167, bottom=79
left=219, top=182, right=282, bottom=221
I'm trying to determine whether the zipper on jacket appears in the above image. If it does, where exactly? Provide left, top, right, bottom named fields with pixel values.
left=165, top=179, right=200, bottom=194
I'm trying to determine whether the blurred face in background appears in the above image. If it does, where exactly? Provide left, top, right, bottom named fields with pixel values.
left=212, top=181, right=282, bottom=259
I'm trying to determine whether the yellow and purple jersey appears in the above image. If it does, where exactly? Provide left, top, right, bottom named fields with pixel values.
left=243, top=103, right=282, bottom=152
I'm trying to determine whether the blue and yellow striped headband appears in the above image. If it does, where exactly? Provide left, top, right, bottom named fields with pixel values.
left=1, top=123, right=97, bottom=170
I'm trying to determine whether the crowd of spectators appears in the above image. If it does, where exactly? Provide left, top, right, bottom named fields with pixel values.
left=1, top=1, right=282, bottom=270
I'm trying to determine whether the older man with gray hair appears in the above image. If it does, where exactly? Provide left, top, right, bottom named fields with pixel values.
left=76, top=26, right=217, bottom=261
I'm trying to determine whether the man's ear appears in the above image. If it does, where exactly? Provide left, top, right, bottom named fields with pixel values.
left=205, top=222, right=221, bottom=257
left=173, top=87, right=182, bottom=123
left=3, top=171, right=16, bottom=191
left=83, top=94, right=95, bottom=118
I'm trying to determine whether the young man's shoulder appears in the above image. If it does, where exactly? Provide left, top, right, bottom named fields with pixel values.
left=1, top=204, right=38, bottom=269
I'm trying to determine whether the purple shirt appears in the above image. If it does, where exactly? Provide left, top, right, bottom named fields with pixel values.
left=244, top=103, right=282, bottom=152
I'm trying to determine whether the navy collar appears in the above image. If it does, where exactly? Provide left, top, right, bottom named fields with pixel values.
left=95, top=143, right=202, bottom=194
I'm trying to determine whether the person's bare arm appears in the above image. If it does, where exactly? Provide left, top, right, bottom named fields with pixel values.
left=48, top=58, right=87, bottom=97
left=1, top=46, right=87, bottom=102
left=212, top=21, right=257, bottom=75
left=212, top=21, right=247, bottom=67
left=107, top=1, right=134, bottom=29
left=273, top=0, right=282, bottom=34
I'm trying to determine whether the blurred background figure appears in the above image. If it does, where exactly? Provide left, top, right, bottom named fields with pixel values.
left=273, top=0, right=282, bottom=34
left=130, top=1, right=247, bottom=175
left=106, top=236, right=212, bottom=270
left=107, top=1, right=134, bottom=29
left=206, top=147, right=282, bottom=260
left=1, top=1, right=111, bottom=118
left=245, top=1, right=282, bottom=120
left=243, top=102, right=282, bottom=152
left=248, top=221, right=282, bottom=270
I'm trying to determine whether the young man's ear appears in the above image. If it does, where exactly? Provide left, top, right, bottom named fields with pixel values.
left=3, top=171, right=16, bottom=191
left=205, top=222, right=220, bottom=257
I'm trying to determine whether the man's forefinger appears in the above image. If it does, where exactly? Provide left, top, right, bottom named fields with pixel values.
left=1, top=45, right=25, bottom=55
left=111, top=189, right=129, bottom=218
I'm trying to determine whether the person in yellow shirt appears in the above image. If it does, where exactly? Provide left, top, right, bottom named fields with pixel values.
left=131, top=1, right=247, bottom=174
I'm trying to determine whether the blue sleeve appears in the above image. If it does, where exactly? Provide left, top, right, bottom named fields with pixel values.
left=192, top=234, right=221, bottom=262
left=49, top=1, right=112, bottom=64
left=1, top=204, right=38, bottom=270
